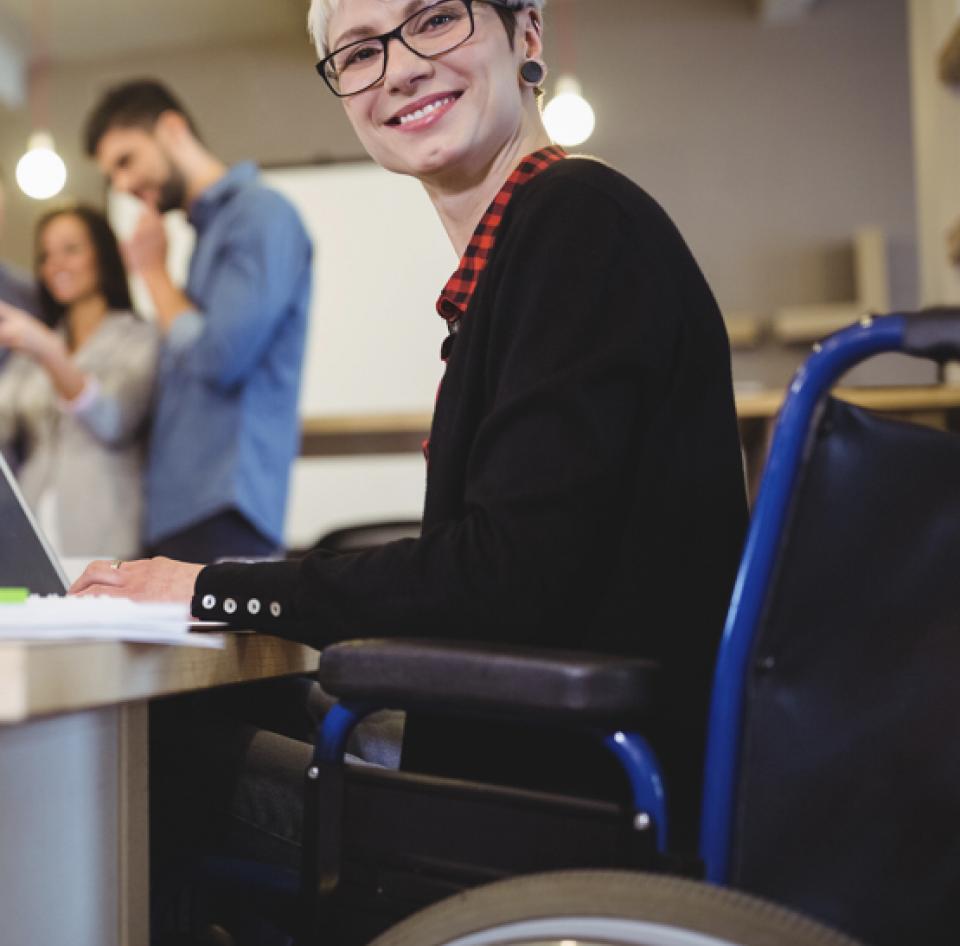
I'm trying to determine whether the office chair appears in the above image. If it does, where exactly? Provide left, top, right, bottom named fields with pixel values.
left=305, top=520, right=422, bottom=555
left=296, top=309, right=960, bottom=946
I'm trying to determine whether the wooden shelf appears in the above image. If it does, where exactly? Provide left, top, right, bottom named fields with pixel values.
left=300, top=412, right=431, bottom=457
left=736, top=384, right=960, bottom=419
left=771, top=303, right=863, bottom=345
left=726, top=314, right=765, bottom=349
left=939, top=19, right=960, bottom=83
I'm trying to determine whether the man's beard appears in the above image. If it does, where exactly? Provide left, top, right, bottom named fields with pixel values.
left=157, top=165, right=188, bottom=214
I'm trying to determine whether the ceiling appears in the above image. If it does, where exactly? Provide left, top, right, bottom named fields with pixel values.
left=0, top=0, right=308, bottom=64
left=0, top=0, right=822, bottom=65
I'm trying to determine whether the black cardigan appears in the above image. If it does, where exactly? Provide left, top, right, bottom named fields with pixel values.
left=195, top=158, right=748, bottom=839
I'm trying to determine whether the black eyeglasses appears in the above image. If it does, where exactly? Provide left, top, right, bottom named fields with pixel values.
left=317, top=0, right=509, bottom=98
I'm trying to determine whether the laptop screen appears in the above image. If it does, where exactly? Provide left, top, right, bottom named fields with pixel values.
left=0, top=452, right=68, bottom=595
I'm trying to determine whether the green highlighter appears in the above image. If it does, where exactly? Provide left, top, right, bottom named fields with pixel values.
left=0, top=587, right=30, bottom=604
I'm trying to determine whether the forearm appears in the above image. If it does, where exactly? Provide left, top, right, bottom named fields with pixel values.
left=36, top=338, right=87, bottom=401
left=72, top=327, right=159, bottom=445
left=191, top=487, right=615, bottom=647
left=140, top=266, right=193, bottom=333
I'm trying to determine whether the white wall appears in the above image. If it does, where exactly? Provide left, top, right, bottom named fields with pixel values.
left=262, top=163, right=452, bottom=416
left=285, top=456, right=427, bottom=550
left=261, top=162, right=452, bottom=548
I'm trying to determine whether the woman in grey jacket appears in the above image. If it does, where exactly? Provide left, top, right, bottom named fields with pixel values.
left=0, top=205, right=158, bottom=559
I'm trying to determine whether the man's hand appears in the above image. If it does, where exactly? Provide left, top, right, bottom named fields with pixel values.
left=69, top=556, right=203, bottom=603
left=122, top=201, right=169, bottom=275
left=120, top=200, right=192, bottom=332
left=0, top=300, right=60, bottom=361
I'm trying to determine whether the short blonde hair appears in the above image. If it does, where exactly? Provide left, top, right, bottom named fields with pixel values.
left=308, top=0, right=545, bottom=55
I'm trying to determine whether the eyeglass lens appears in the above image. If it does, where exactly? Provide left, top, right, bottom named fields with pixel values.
left=326, top=0, right=475, bottom=96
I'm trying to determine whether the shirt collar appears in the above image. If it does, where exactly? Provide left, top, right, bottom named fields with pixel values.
left=436, top=146, right=567, bottom=330
left=189, top=161, right=259, bottom=230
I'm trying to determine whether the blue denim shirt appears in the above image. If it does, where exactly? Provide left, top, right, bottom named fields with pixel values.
left=146, top=163, right=311, bottom=547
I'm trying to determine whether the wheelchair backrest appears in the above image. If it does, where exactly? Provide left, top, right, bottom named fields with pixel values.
left=732, top=396, right=960, bottom=946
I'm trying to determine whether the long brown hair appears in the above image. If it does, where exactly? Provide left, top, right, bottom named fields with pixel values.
left=34, top=205, right=133, bottom=327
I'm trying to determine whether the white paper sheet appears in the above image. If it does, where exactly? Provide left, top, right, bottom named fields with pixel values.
left=0, top=595, right=225, bottom=648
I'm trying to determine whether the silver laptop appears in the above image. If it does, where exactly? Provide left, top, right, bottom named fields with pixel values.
left=0, top=451, right=69, bottom=595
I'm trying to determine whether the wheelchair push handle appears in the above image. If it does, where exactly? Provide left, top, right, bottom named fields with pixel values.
left=902, top=306, right=960, bottom=362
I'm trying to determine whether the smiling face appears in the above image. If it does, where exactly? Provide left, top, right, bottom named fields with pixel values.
left=94, top=124, right=187, bottom=212
left=327, top=0, right=545, bottom=187
left=37, top=214, right=103, bottom=308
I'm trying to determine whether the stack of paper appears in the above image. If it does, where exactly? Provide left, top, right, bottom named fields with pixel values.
left=0, top=595, right=224, bottom=648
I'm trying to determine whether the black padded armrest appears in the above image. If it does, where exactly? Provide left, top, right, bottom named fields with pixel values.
left=317, top=638, right=660, bottom=723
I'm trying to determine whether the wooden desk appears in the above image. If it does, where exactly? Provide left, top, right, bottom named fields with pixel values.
left=0, top=633, right=317, bottom=946
left=301, top=412, right=431, bottom=457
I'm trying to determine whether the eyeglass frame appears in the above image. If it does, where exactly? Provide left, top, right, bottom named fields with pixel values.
left=315, top=0, right=514, bottom=98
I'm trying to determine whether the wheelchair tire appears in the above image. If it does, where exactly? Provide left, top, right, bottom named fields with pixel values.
left=367, top=870, right=864, bottom=946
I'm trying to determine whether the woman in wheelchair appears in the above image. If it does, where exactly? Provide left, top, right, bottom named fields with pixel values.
left=72, top=0, right=749, bottom=937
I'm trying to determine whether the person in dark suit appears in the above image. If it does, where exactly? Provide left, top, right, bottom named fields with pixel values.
left=0, top=165, right=41, bottom=319
left=73, top=0, right=748, bottom=903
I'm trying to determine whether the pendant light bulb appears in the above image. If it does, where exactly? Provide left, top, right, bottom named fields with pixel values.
left=543, top=75, right=596, bottom=147
left=16, top=131, right=67, bottom=201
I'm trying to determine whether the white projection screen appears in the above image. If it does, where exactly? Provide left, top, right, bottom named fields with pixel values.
left=263, top=160, right=453, bottom=417
left=263, top=161, right=454, bottom=549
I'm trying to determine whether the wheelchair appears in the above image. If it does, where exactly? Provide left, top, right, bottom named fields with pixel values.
left=208, top=309, right=960, bottom=946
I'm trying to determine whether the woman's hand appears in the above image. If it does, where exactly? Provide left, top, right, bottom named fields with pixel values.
left=0, top=299, right=90, bottom=400
left=0, top=300, right=61, bottom=362
left=69, top=556, right=203, bottom=604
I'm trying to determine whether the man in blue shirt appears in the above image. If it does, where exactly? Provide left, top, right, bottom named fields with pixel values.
left=83, top=81, right=312, bottom=562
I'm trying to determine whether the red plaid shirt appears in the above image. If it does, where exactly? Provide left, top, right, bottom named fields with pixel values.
left=425, top=146, right=567, bottom=459
left=437, top=145, right=568, bottom=334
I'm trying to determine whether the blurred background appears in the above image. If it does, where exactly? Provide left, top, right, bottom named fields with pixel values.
left=1, top=0, right=957, bottom=545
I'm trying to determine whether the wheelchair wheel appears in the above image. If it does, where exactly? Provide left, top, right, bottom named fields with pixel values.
left=368, top=870, right=863, bottom=946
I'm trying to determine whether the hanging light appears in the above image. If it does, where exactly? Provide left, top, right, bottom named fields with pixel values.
left=542, top=2, right=595, bottom=148
left=16, top=131, right=67, bottom=200
left=16, top=0, right=66, bottom=201
left=543, top=75, right=596, bottom=147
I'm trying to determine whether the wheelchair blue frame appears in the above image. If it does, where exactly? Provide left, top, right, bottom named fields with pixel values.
left=312, top=314, right=912, bottom=889
left=699, top=313, right=907, bottom=883
left=315, top=703, right=670, bottom=851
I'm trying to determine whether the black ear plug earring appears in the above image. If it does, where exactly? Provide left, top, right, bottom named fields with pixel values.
left=520, top=59, right=545, bottom=85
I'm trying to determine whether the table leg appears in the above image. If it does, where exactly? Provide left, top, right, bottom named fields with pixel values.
left=119, top=702, right=150, bottom=946
left=0, top=708, right=123, bottom=945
